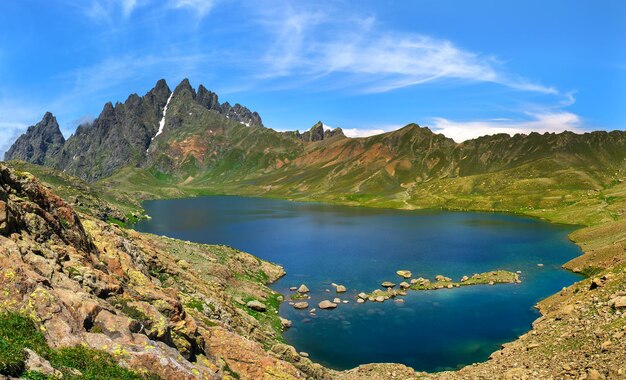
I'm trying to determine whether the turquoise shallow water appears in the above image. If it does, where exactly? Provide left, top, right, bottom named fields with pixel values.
left=135, top=196, right=582, bottom=372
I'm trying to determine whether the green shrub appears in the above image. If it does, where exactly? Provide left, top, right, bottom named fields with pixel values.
left=0, top=312, right=156, bottom=379
left=51, top=346, right=144, bottom=380
left=0, top=312, right=50, bottom=376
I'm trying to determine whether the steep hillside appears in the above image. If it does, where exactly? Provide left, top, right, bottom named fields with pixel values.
left=0, top=164, right=332, bottom=379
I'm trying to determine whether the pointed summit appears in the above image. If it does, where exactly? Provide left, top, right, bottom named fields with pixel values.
left=173, top=78, right=196, bottom=99
left=154, top=78, right=169, bottom=92
left=4, top=112, right=65, bottom=164
left=146, top=79, right=171, bottom=104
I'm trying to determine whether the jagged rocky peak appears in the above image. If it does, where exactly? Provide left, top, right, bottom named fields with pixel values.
left=293, top=121, right=344, bottom=142
left=4, top=112, right=65, bottom=164
left=196, top=84, right=221, bottom=112
left=221, top=102, right=264, bottom=128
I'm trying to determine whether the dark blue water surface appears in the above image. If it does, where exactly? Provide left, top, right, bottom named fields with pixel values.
left=135, top=196, right=582, bottom=372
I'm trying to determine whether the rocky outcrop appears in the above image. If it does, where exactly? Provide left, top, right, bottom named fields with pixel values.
left=0, top=164, right=325, bottom=379
left=221, top=102, right=264, bottom=128
left=289, top=121, right=345, bottom=142
left=4, top=112, right=65, bottom=166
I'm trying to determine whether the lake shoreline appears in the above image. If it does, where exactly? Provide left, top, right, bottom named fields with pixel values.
left=135, top=195, right=584, bottom=373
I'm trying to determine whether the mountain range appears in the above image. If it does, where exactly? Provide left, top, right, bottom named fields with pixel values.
left=5, top=78, right=626, bottom=226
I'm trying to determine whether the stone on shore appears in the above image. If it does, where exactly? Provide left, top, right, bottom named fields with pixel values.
left=357, top=298, right=365, bottom=303
left=358, top=292, right=368, bottom=299
left=399, top=281, right=410, bottom=289
left=610, top=296, right=626, bottom=309
left=293, top=302, right=309, bottom=309
left=280, top=317, right=293, bottom=329
left=246, top=300, right=267, bottom=312
left=375, top=296, right=385, bottom=302
left=461, top=275, right=469, bottom=282
left=319, top=300, right=337, bottom=309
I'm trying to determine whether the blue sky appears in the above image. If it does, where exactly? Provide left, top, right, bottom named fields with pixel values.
left=0, top=1, right=624, bottom=155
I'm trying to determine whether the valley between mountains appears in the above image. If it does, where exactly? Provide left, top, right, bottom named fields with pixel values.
left=1, top=79, right=626, bottom=379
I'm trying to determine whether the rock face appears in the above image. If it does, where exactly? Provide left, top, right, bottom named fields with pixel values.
left=221, top=102, right=264, bottom=127
left=4, top=112, right=65, bottom=166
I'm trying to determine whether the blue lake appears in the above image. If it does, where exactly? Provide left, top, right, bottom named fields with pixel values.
left=134, top=196, right=582, bottom=372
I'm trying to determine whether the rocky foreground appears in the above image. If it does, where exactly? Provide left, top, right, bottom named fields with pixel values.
left=1, top=163, right=625, bottom=379
left=0, top=164, right=332, bottom=379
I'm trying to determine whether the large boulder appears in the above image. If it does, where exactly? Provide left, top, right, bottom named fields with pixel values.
left=246, top=300, right=267, bottom=312
left=318, top=300, right=337, bottom=309
left=609, top=296, right=626, bottom=309
left=297, top=284, right=310, bottom=293
left=24, top=348, right=63, bottom=378
left=293, top=302, right=309, bottom=309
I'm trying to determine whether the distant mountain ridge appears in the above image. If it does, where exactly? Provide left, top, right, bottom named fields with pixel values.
left=4, top=79, right=626, bottom=221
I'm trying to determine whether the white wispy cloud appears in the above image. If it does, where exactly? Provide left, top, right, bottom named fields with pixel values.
left=0, top=102, right=42, bottom=158
left=342, top=125, right=404, bottom=138
left=67, top=0, right=217, bottom=22
left=0, top=122, right=29, bottom=156
left=170, top=0, right=217, bottom=18
left=52, top=53, right=212, bottom=105
left=429, top=111, right=584, bottom=143
left=256, top=6, right=558, bottom=95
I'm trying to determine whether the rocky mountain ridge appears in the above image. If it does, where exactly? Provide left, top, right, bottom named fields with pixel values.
left=4, top=79, right=266, bottom=181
